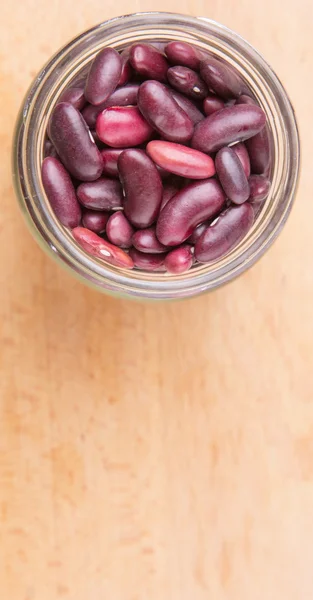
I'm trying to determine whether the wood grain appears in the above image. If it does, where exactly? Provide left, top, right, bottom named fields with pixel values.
left=0, top=1, right=312, bottom=598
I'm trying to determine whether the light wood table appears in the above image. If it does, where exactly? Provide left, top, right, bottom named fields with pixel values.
left=0, top=1, right=312, bottom=598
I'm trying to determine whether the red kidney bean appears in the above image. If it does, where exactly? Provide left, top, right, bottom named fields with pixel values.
left=106, top=211, right=134, bottom=248
left=170, top=90, right=204, bottom=124
left=147, top=140, right=215, bottom=179
left=129, top=248, right=166, bottom=270
left=188, top=220, right=211, bottom=243
left=232, top=142, right=251, bottom=178
left=82, top=210, right=109, bottom=233
left=200, top=57, right=242, bottom=99
left=96, top=106, right=153, bottom=148
left=164, top=244, right=193, bottom=274
left=81, top=83, right=140, bottom=128
left=49, top=102, right=103, bottom=181
left=156, top=179, right=225, bottom=246
left=167, top=66, right=208, bottom=100
left=195, top=203, right=254, bottom=262
left=165, top=41, right=201, bottom=70
left=84, top=47, right=122, bottom=105
left=72, top=227, right=134, bottom=268
left=203, top=94, right=224, bottom=115
left=42, top=157, right=82, bottom=227
left=118, top=149, right=162, bottom=228
left=245, top=127, right=270, bottom=175
left=129, top=43, right=168, bottom=82
left=58, top=86, right=86, bottom=110
left=101, top=149, right=124, bottom=178
left=137, top=80, right=194, bottom=143
left=77, top=178, right=123, bottom=210
left=248, top=175, right=271, bottom=202
left=215, top=146, right=250, bottom=204
left=161, top=179, right=182, bottom=209
left=192, top=104, right=266, bottom=153
left=118, top=49, right=132, bottom=86
left=132, top=227, right=167, bottom=253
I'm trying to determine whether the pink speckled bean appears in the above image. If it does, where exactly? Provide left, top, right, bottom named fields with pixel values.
left=248, top=175, right=271, bottom=202
left=72, top=227, right=134, bottom=268
left=58, top=87, right=86, bottom=110
left=203, top=94, right=224, bottom=116
left=195, top=203, right=254, bottom=262
left=132, top=227, right=167, bottom=253
left=167, top=66, right=208, bottom=100
left=101, top=149, right=124, bottom=178
left=82, top=210, right=109, bottom=233
left=77, top=178, right=123, bottom=210
left=165, top=41, right=201, bottom=70
left=130, top=43, right=169, bottom=82
left=129, top=248, right=166, bottom=270
left=215, top=146, right=250, bottom=204
left=164, top=244, right=193, bottom=274
left=84, top=47, right=122, bottom=105
left=96, top=106, right=153, bottom=148
left=49, top=102, right=103, bottom=181
left=137, top=80, right=194, bottom=143
left=106, top=211, right=134, bottom=248
left=232, top=142, right=251, bottom=178
left=170, top=89, right=204, bottom=125
left=200, top=57, right=242, bottom=99
left=147, top=140, right=215, bottom=179
left=118, top=149, right=162, bottom=228
left=82, top=84, right=140, bottom=128
left=42, top=157, right=81, bottom=227
left=157, top=179, right=225, bottom=246
left=192, top=105, right=266, bottom=153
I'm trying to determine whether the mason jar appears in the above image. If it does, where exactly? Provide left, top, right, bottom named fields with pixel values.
left=12, top=12, right=300, bottom=300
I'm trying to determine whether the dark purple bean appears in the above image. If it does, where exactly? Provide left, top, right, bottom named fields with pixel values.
left=203, top=94, right=224, bottom=116
left=164, top=245, right=193, bottom=274
left=161, top=179, right=182, bottom=209
left=195, top=203, right=254, bottom=262
left=49, top=102, right=103, bottom=181
left=165, top=41, right=201, bottom=70
left=232, top=142, right=251, bottom=178
left=191, top=105, right=266, bottom=153
left=157, top=179, right=225, bottom=246
left=118, top=49, right=132, bottom=86
left=118, top=149, right=162, bottom=228
left=170, top=89, right=204, bottom=124
left=101, top=149, right=125, bottom=178
left=58, top=87, right=86, bottom=110
left=245, top=127, right=270, bottom=175
left=188, top=220, right=211, bottom=243
left=72, top=227, right=134, bottom=268
left=84, top=48, right=122, bottom=106
left=137, top=80, right=194, bottom=143
left=96, top=106, right=154, bottom=148
left=200, top=57, right=242, bottom=99
left=129, top=248, right=166, bottom=271
left=106, top=211, right=134, bottom=248
left=132, top=228, right=167, bottom=253
left=41, top=157, right=81, bottom=227
left=77, top=178, right=123, bottom=210
left=82, top=210, right=109, bottom=233
left=215, top=146, right=250, bottom=204
left=81, top=84, right=140, bottom=128
left=248, top=175, right=271, bottom=202
left=129, top=43, right=168, bottom=82
left=147, top=140, right=215, bottom=179
left=167, top=66, right=208, bottom=100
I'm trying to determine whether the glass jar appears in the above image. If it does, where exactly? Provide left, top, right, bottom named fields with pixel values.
left=12, top=12, right=300, bottom=300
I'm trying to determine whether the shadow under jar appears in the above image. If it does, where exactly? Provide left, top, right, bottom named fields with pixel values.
left=12, top=12, right=300, bottom=300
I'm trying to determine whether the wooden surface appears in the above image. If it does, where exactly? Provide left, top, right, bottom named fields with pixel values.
left=0, top=1, right=312, bottom=598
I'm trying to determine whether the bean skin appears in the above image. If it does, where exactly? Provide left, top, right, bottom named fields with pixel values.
left=167, top=66, right=208, bottom=100
left=161, top=179, right=182, bottom=209
left=195, top=203, right=254, bottom=262
left=82, top=210, right=109, bottom=233
left=129, top=43, right=169, bottom=82
left=137, top=80, right=194, bottom=143
left=203, top=94, right=224, bottom=116
left=132, top=227, right=167, bottom=253
left=101, top=149, right=125, bottom=178
left=129, top=248, right=166, bottom=270
left=245, top=127, right=270, bottom=175
left=82, top=84, right=140, bottom=128
left=84, top=47, right=122, bottom=105
left=147, top=140, right=215, bottom=179
left=58, top=87, right=86, bottom=110
left=77, top=178, right=123, bottom=210
left=170, top=89, right=204, bottom=125
left=72, top=227, right=134, bottom=268
left=106, top=211, right=134, bottom=248
left=248, top=175, right=271, bottom=202
left=188, top=220, right=211, bottom=243
left=49, top=102, right=103, bottom=181
left=164, top=244, right=193, bottom=274
left=118, top=149, right=163, bottom=228
left=191, top=104, right=266, bottom=153
left=215, top=146, right=250, bottom=204
left=200, top=57, right=242, bottom=99
left=165, top=41, right=201, bottom=70
left=96, top=106, right=154, bottom=148
left=157, top=179, right=225, bottom=246
left=232, top=142, right=251, bottom=178
left=41, top=157, right=81, bottom=227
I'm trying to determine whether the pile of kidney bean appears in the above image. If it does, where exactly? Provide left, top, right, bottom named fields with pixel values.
left=42, top=40, right=271, bottom=274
